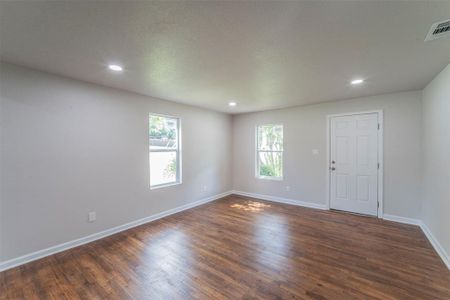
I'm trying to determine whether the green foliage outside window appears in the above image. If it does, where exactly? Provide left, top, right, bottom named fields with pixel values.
left=257, top=125, right=283, bottom=178
left=149, top=116, right=177, bottom=140
left=149, top=115, right=179, bottom=186
left=164, top=158, right=177, bottom=178
left=260, top=163, right=277, bottom=177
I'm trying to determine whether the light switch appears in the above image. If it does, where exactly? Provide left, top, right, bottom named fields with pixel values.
left=88, top=211, right=96, bottom=222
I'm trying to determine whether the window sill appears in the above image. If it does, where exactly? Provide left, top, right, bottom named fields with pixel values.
left=150, top=181, right=181, bottom=190
left=256, top=176, right=283, bottom=181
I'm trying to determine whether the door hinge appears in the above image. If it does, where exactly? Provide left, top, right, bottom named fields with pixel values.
left=377, top=123, right=380, bottom=130
left=377, top=163, right=380, bottom=169
left=377, top=201, right=379, bottom=208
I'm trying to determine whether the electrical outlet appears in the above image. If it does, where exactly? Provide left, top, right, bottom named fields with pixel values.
left=88, top=211, right=96, bottom=223
left=203, top=185, right=207, bottom=192
left=285, top=186, right=291, bottom=192
left=312, top=149, right=319, bottom=155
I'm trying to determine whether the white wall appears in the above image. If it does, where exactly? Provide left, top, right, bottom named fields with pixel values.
left=422, top=64, right=450, bottom=256
left=232, top=91, right=423, bottom=219
left=0, top=62, right=232, bottom=261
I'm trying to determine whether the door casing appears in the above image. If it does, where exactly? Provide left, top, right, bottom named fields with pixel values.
left=326, top=110, right=383, bottom=218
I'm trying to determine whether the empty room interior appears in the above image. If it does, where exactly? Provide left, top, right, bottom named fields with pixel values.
left=1, top=1, right=450, bottom=299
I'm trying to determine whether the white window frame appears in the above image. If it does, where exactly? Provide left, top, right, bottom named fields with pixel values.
left=255, top=124, right=284, bottom=181
left=149, top=113, right=182, bottom=189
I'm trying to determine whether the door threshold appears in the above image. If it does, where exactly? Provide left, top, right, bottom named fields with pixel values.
left=330, top=208, right=378, bottom=218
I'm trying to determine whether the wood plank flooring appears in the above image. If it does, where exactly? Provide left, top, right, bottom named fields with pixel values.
left=1, top=194, right=449, bottom=299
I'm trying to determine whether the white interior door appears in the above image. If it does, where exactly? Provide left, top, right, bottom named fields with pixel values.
left=330, top=113, right=379, bottom=216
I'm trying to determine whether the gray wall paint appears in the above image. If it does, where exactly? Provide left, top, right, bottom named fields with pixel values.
left=232, top=91, right=423, bottom=219
left=0, top=63, right=232, bottom=261
left=422, top=64, right=450, bottom=256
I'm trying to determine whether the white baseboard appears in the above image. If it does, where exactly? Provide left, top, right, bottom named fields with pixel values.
left=0, top=191, right=232, bottom=272
left=382, top=214, right=421, bottom=226
left=2, top=191, right=449, bottom=273
left=419, top=221, right=450, bottom=270
left=382, top=214, right=449, bottom=271
left=232, top=193, right=450, bottom=271
left=232, top=190, right=328, bottom=210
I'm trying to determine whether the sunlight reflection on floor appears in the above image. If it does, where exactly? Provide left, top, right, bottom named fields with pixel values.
left=254, top=214, right=290, bottom=270
left=230, top=201, right=271, bottom=212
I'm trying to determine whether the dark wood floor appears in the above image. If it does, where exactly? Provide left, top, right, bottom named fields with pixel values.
left=1, top=194, right=450, bottom=299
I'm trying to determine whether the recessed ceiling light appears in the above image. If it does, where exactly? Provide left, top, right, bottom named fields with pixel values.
left=108, top=64, right=123, bottom=72
left=228, top=101, right=237, bottom=107
left=351, top=79, right=364, bottom=85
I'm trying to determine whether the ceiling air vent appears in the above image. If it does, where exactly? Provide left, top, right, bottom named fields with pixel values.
left=425, top=19, right=450, bottom=41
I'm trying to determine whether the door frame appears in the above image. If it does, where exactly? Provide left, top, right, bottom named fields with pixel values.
left=326, top=110, right=384, bottom=218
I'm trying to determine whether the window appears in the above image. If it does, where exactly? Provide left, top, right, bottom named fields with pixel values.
left=149, top=114, right=181, bottom=188
left=256, top=124, right=283, bottom=180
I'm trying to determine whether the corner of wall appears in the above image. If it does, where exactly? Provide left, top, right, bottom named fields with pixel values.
left=418, top=63, right=450, bottom=271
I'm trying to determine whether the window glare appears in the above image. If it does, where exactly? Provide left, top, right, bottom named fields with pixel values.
left=258, top=125, right=283, bottom=151
left=150, top=152, right=177, bottom=186
left=258, top=151, right=283, bottom=178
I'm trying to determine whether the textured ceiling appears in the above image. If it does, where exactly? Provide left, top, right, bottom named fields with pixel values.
left=1, top=1, right=449, bottom=113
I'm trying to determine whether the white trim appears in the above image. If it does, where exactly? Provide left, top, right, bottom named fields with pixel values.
left=149, top=113, right=182, bottom=189
left=232, top=190, right=328, bottom=210
left=378, top=111, right=384, bottom=218
left=256, top=176, right=283, bottom=181
left=2, top=191, right=449, bottom=273
left=326, top=110, right=384, bottom=218
left=149, top=181, right=182, bottom=190
left=326, top=110, right=384, bottom=118
left=236, top=191, right=448, bottom=271
left=0, top=191, right=232, bottom=272
left=382, top=214, right=421, bottom=226
left=419, top=221, right=450, bottom=270
left=382, top=214, right=449, bottom=271
left=255, top=124, right=284, bottom=180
